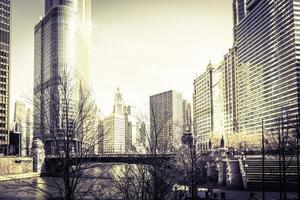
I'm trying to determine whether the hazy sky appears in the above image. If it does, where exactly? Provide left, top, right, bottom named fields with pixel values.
left=10, top=0, right=233, bottom=117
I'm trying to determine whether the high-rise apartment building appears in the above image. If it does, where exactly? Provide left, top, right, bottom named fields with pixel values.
left=0, top=0, right=10, bottom=155
left=193, top=63, right=224, bottom=150
left=150, top=90, right=183, bottom=152
left=235, top=0, right=300, bottom=136
left=34, top=0, right=91, bottom=154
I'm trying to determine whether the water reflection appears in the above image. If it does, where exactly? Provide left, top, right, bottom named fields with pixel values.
left=0, top=177, right=52, bottom=200
left=0, top=163, right=132, bottom=200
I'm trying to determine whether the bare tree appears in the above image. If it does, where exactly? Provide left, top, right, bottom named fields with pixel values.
left=176, top=141, right=209, bottom=200
left=264, top=114, right=299, bottom=200
left=1, top=69, right=104, bottom=200
left=112, top=107, right=178, bottom=200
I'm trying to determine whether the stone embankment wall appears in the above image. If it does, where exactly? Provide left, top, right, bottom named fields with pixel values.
left=0, top=157, right=33, bottom=175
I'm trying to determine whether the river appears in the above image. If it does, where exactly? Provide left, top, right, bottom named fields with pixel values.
left=0, top=163, right=129, bottom=200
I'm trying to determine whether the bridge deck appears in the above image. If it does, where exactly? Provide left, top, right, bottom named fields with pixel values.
left=45, top=153, right=175, bottom=165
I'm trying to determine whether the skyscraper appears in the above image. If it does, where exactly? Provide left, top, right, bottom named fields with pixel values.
left=103, top=88, right=143, bottom=154
left=103, top=114, right=126, bottom=154
left=124, top=105, right=141, bottom=153
left=34, top=0, right=91, bottom=154
left=193, top=62, right=224, bottom=150
left=223, top=48, right=238, bottom=134
left=150, top=90, right=183, bottom=152
left=0, top=0, right=10, bottom=155
left=194, top=0, right=300, bottom=148
left=233, top=0, right=246, bottom=27
left=235, top=0, right=300, bottom=136
left=103, top=88, right=126, bottom=154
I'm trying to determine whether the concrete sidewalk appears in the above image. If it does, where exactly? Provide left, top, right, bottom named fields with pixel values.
left=0, top=172, right=40, bottom=182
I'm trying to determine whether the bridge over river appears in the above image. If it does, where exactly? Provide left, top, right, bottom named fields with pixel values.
left=43, top=153, right=176, bottom=175
left=45, top=153, right=175, bottom=164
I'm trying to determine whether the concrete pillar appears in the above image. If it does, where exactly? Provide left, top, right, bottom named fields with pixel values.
left=32, top=139, right=45, bottom=173
left=217, top=161, right=226, bottom=185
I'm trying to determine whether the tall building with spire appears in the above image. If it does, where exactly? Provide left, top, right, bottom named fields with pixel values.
left=34, top=0, right=91, bottom=154
left=0, top=0, right=10, bottom=155
left=113, top=87, right=125, bottom=115
left=193, top=61, right=225, bottom=150
left=103, top=88, right=126, bottom=154
left=103, top=88, right=143, bottom=154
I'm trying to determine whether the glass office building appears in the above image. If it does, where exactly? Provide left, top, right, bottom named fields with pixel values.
left=235, top=0, right=300, bottom=135
left=34, top=0, right=91, bottom=154
left=0, top=0, right=10, bottom=155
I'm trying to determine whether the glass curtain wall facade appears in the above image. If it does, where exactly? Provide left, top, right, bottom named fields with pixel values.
left=235, top=0, right=300, bottom=136
left=34, top=0, right=91, bottom=155
left=233, top=0, right=246, bottom=27
left=0, top=0, right=10, bottom=155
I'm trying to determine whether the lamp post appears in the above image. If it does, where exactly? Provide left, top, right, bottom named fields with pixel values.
left=189, top=135, right=196, bottom=200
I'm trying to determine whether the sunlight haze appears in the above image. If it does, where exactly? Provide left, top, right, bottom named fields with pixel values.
left=10, top=0, right=233, bottom=117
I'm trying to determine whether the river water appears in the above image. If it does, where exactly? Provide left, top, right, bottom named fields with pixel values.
left=0, top=163, right=129, bottom=200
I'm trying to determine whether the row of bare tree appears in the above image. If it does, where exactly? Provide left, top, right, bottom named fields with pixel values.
left=2, top=71, right=299, bottom=200
left=0, top=71, right=206, bottom=200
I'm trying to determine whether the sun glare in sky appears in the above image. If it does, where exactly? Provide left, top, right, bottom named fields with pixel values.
left=10, top=0, right=233, bottom=117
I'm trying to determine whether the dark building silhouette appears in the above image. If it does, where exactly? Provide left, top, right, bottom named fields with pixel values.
left=0, top=0, right=10, bottom=155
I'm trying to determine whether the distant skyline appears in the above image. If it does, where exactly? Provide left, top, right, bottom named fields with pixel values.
left=10, top=0, right=233, bottom=118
